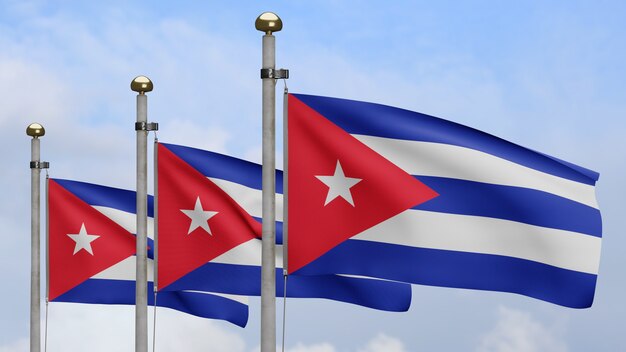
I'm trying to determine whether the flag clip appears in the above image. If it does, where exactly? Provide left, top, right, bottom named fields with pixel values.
left=260, top=68, right=289, bottom=79
left=30, top=161, right=50, bottom=169
left=135, top=122, right=159, bottom=131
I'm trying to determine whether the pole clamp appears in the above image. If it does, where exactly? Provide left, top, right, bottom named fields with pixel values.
left=260, top=68, right=289, bottom=79
left=135, top=122, right=159, bottom=131
left=30, top=161, right=50, bottom=169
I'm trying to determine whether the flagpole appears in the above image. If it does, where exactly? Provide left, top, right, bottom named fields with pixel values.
left=153, top=138, right=159, bottom=292
left=282, top=88, right=289, bottom=272
left=281, top=87, right=289, bottom=352
left=44, top=172, right=49, bottom=352
left=27, top=123, right=48, bottom=352
left=152, top=137, right=159, bottom=352
left=256, top=12, right=283, bottom=352
left=131, top=76, right=154, bottom=352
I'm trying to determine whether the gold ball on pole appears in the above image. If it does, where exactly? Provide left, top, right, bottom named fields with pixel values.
left=26, top=123, right=45, bottom=138
left=130, top=76, right=153, bottom=94
left=255, top=12, right=282, bottom=34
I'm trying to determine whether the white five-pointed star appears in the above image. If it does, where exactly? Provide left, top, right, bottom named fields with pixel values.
left=315, top=160, right=362, bottom=206
left=67, top=223, right=100, bottom=255
left=180, top=196, right=219, bottom=235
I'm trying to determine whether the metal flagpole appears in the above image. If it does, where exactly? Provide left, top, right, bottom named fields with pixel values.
left=256, top=12, right=285, bottom=352
left=153, top=137, right=159, bottom=294
left=152, top=137, right=159, bottom=352
left=282, top=87, right=289, bottom=273
left=281, top=86, right=289, bottom=352
left=44, top=172, right=49, bottom=352
left=27, top=123, right=49, bottom=352
left=131, top=76, right=156, bottom=352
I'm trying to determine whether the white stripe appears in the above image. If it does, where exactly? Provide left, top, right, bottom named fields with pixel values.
left=90, top=241, right=250, bottom=305
left=353, top=210, right=601, bottom=274
left=212, top=238, right=285, bottom=269
left=91, top=268, right=249, bottom=305
left=353, top=135, right=599, bottom=208
left=208, top=178, right=284, bottom=220
left=92, top=205, right=284, bottom=268
left=181, top=291, right=249, bottom=304
left=93, top=179, right=284, bottom=224
left=92, top=256, right=155, bottom=281
left=92, top=206, right=155, bottom=240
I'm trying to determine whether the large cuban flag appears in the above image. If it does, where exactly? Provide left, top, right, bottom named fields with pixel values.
left=48, top=178, right=249, bottom=327
left=156, top=142, right=412, bottom=312
left=286, top=93, right=603, bottom=309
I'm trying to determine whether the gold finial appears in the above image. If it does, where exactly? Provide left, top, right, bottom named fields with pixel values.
left=26, top=123, right=45, bottom=138
left=130, top=76, right=153, bottom=94
left=255, top=12, right=282, bottom=34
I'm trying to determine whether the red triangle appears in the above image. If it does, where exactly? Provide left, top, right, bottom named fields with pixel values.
left=287, top=94, right=439, bottom=274
left=157, top=144, right=261, bottom=290
left=48, top=179, right=136, bottom=300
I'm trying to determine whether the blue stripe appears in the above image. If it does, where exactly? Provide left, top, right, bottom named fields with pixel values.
left=52, top=179, right=154, bottom=217
left=162, top=143, right=284, bottom=193
left=252, top=217, right=283, bottom=243
left=162, top=263, right=411, bottom=312
left=267, top=175, right=602, bottom=243
left=292, top=93, right=600, bottom=185
left=295, top=240, right=597, bottom=308
left=259, top=175, right=602, bottom=242
left=53, top=279, right=248, bottom=327
left=415, top=176, right=602, bottom=237
left=147, top=238, right=155, bottom=259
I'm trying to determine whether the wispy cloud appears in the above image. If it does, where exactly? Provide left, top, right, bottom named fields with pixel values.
left=357, top=333, right=406, bottom=352
left=279, top=333, right=406, bottom=352
left=285, top=342, right=336, bottom=352
left=39, top=303, right=246, bottom=352
left=476, top=306, right=568, bottom=352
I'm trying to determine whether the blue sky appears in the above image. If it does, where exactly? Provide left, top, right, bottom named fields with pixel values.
left=1, top=1, right=625, bottom=351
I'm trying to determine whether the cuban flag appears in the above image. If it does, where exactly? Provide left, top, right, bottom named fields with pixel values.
left=48, top=178, right=249, bottom=327
left=156, top=142, right=412, bottom=312
left=286, top=93, right=602, bottom=309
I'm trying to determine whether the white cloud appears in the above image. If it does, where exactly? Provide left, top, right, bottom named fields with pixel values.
left=40, top=303, right=246, bottom=352
left=358, top=333, right=406, bottom=352
left=0, top=7, right=262, bottom=155
left=476, top=306, right=567, bottom=352
left=286, top=342, right=336, bottom=352
left=280, top=333, right=404, bottom=352
left=154, top=308, right=246, bottom=352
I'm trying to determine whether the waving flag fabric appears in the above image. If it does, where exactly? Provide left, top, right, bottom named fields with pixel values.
left=157, top=143, right=412, bottom=312
left=48, top=179, right=249, bottom=327
left=287, top=93, right=602, bottom=308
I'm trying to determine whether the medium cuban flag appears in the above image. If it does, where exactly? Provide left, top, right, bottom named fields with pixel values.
left=286, top=93, right=602, bottom=309
left=156, top=142, right=412, bottom=312
left=48, top=178, right=249, bottom=327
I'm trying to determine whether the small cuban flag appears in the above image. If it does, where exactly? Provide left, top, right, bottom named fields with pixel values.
left=155, top=142, right=413, bottom=312
left=48, top=178, right=249, bottom=327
